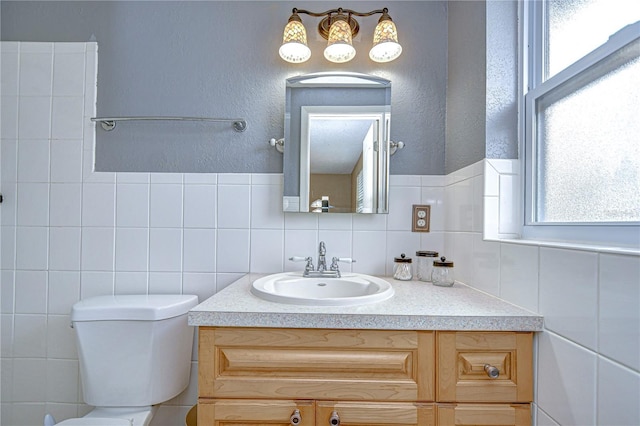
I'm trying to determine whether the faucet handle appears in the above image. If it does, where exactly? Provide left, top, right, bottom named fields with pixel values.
left=289, top=256, right=314, bottom=272
left=330, top=257, right=356, bottom=271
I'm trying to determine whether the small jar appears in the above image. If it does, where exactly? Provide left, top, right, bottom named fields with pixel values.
left=431, top=256, right=455, bottom=287
left=415, top=251, right=439, bottom=282
left=393, top=253, right=413, bottom=281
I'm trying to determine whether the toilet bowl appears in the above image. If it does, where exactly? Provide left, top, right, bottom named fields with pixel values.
left=45, top=294, right=198, bottom=426
left=50, top=406, right=157, bottom=426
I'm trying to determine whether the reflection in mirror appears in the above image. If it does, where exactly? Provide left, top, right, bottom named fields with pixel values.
left=302, top=107, right=387, bottom=213
left=283, top=72, right=391, bottom=214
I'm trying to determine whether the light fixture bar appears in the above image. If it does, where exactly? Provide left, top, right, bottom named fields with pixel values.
left=291, top=7, right=388, bottom=19
left=292, top=7, right=388, bottom=40
left=279, top=7, right=402, bottom=64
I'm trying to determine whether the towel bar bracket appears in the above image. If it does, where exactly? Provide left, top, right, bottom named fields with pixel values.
left=99, top=120, right=116, bottom=131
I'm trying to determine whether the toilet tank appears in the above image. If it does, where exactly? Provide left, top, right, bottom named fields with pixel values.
left=71, top=295, right=198, bottom=407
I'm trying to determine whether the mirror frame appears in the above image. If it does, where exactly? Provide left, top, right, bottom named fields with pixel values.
left=283, top=72, right=392, bottom=213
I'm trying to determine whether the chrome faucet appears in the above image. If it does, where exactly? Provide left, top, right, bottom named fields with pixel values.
left=289, top=241, right=356, bottom=278
left=317, top=241, right=327, bottom=272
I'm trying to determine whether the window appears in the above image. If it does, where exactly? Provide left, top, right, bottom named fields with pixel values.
left=523, top=0, right=640, bottom=246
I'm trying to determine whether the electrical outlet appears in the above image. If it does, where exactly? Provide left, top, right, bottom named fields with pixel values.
left=412, top=204, right=431, bottom=232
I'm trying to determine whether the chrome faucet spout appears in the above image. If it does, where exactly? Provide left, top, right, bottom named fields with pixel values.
left=317, top=241, right=327, bottom=272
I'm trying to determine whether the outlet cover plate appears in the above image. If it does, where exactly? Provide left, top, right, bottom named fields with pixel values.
left=412, top=204, right=431, bottom=232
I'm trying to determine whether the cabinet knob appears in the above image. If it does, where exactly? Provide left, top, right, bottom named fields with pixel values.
left=329, top=411, right=341, bottom=426
left=484, top=363, right=500, bottom=379
left=290, top=409, right=301, bottom=425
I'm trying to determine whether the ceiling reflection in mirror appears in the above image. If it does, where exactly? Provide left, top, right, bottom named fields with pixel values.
left=283, top=73, right=391, bottom=213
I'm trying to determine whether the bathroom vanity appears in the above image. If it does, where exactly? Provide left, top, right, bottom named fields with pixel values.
left=189, top=275, right=542, bottom=426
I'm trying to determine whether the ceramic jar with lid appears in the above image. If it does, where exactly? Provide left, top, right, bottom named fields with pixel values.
left=431, top=256, right=455, bottom=287
left=393, top=253, right=413, bottom=281
left=415, top=251, right=439, bottom=282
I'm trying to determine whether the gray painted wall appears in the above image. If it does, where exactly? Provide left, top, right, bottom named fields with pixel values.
left=445, top=0, right=487, bottom=174
left=1, top=1, right=448, bottom=175
left=445, top=0, right=519, bottom=174
left=485, top=0, right=519, bottom=160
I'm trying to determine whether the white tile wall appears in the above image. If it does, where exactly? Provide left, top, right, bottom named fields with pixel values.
left=149, top=228, right=183, bottom=272
left=598, top=253, right=640, bottom=371
left=184, top=184, right=216, bottom=228
left=454, top=158, right=640, bottom=426
left=250, top=229, right=284, bottom=273
left=539, top=247, right=599, bottom=350
left=499, top=242, right=539, bottom=313
left=50, top=184, right=82, bottom=226
left=537, top=332, right=597, bottom=425
left=2, top=41, right=638, bottom=426
left=116, top=184, right=149, bottom=227
left=597, top=356, right=640, bottom=425
left=149, top=183, right=183, bottom=227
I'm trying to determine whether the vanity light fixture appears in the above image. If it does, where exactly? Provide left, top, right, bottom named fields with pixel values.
left=279, top=7, right=402, bottom=64
left=279, top=10, right=311, bottom=63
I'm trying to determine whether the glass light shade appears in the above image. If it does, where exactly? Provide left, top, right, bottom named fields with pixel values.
left=324, top=19, right=356, bottom=63
left=369, top=19, right=402, bottom=63
left=279, top=20, right=311, bottom=63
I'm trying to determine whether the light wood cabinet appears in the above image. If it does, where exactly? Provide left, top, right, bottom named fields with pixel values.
left=437, top=331, right=533, bottom=403
left=316, top=402, right=435, bottom=425
left=198, top=400, right=435, bottom=426
left=198, top=399, right=315, bottom=426
left=434, top=331, right=533, bottom=426
left=199, top=327, right=435, bottom=401
left=197, top=328, right=532, bottom=426
left=436, top=404, right=531, bottom=426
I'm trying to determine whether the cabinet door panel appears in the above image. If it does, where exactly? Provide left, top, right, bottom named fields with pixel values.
left=200, top=327, right=435, bottom=401
left=437, top=404, right=530, bottom=426
left=198, top=399, right=315, bottom=426
left=437, top=332, right=533, bottom=403
left=316, top=401, right=435, bottom=426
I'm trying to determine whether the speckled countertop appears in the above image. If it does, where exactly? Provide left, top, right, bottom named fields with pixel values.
left=188, top=274, right=543, bottom=331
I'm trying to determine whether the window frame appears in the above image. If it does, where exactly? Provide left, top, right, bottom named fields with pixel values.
left=521, top=0, right=640, bottom=247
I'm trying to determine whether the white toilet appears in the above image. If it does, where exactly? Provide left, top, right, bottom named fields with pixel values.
left=47, top=294, right=198, bottom=426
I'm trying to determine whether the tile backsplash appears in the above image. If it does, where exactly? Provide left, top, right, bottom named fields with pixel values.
left=454, top=159, right=640, bottom=426
left=2, top=41, right=448, bottom=426
left=2, top=41, right=638, bottom=426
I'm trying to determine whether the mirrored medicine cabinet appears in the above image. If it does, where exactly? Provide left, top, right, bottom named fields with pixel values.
left=282, top=72, right=391, bottom=214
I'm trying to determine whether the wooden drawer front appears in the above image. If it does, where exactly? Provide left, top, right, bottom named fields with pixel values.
left=199, top=327, right=435, bottom=401
left=436, top=404, right=530, bottom=426
left=437, top=332, right=533, bottom=403
left=317, top=401, right=435, bottom=426
left=198, top=399, right=315, bottom=426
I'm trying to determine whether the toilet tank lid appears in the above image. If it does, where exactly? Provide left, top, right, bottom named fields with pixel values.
left=71, top=294, right=199, bottom=322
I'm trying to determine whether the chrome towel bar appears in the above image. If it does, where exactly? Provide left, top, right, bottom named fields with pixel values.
left=90, top=116, right=247, bottom=132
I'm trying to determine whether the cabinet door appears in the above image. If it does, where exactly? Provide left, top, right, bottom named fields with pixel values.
left=200, top=327, right=435, bottom=402
left=198, top=399, right=315, bottom=426
left=437, top=332, right=533, bottom=403
left=436, top=404, right=530, bottom=426
left=316, top=402, right=435, bottom=426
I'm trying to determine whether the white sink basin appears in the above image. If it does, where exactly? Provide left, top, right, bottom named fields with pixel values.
left=250, top=272, right=394, bottom=306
